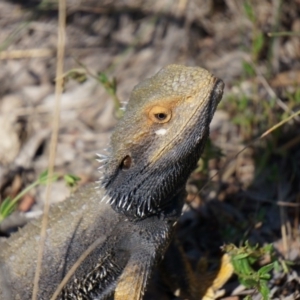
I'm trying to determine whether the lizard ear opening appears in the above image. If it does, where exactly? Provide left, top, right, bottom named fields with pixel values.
left=120, top=155, right=132, bottom=170
left=148, top=106, right=172, bottom=123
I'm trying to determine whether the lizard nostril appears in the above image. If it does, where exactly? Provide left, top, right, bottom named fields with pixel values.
left=121, top=155, right=132, bottom=170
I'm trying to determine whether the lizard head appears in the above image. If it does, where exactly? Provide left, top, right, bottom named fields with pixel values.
left=101, top=65, right=224, bottom=218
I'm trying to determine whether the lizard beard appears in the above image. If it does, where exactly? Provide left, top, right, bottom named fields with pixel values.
left=101, top=128, right=209, bottom=220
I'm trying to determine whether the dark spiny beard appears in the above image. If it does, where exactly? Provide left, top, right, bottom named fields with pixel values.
left=102, top=129, right=209, bottom=219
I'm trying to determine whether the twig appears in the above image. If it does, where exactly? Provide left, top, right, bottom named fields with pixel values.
left=50, top=237, right=107, bottom=300
left=31, top=0, right=66, bottom=299
left=260, top=109, right=300, bottom=138
left=268, top=31, right=300, bottom=37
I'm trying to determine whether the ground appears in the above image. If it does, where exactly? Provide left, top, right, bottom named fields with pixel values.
left=0, top=1, right=300, bottom=299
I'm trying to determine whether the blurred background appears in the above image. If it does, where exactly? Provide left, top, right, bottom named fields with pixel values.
left=0, top=0, right=300, bottom=299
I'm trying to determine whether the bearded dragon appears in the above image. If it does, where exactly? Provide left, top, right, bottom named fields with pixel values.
left=0, top=65, right=229, bottom=299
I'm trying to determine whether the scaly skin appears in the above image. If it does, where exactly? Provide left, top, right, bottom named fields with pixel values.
left=0, top=65, right=224, bottom=300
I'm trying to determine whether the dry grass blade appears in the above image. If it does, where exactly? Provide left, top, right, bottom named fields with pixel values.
left=0, top=48, right=54, bottom=60
left=260, top=109, right=300, bottom=138
left=50, top=238, right=107, bottom=300
left=31, top=0, right=66, bottom=299
left=268, top=31, right=300, bottom=37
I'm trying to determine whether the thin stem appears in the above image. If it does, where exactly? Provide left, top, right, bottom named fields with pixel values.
left=31, top=0, right=66, bottom=298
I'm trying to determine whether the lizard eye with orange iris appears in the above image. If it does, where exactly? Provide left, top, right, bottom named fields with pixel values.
left=148, top=106, right=172, bottom=123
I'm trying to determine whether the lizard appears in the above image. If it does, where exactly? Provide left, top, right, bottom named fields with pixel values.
left=0, top=64, right=228, bottom=300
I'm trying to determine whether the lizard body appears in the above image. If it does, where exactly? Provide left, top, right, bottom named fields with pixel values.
left=0, top=65, right=224, bottom=299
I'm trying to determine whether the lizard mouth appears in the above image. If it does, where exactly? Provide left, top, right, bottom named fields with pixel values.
left=209, top=79, right=224, bottom=115
left=212, top=79, right=224, bottom=103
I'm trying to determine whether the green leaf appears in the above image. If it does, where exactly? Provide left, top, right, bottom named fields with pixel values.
left=242, top=61, right=255, bottom=77
left=248, top=255, right=258, bottom=265
left=258, top=263, right=274, bottom=276
left=240, top=278, right=257, bottom=288
left=38, top=170, right=59, bottom=185
left=98, top=72, right=109, bottom=84
left=0, top=197, right=16, bottom=221
left=39, top=170, right=49, bottom=182
left=262, top=244, right=274, bottom=254
left=243, top=1, right=255, bottom=22
left=233, top=253, right=250, bottom=260
left=273, top=260, right=281, bottom=272
left=253, top=32, right=264, bottom=57
left=258, top=280, right=270, bottom=300
left=63, top=174, right=81, bottom=187
left=295, top=89, right=300, bottom=103
left=240, top=259, right=254, bottom=275
left=259, top=273, right=271, bottom=280
left=238, top=95, right=249, bottom=111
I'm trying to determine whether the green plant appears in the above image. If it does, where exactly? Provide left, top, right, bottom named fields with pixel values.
left=97, top=72, right=123, bottom=119
left=224, top=242, right=291, bottom=300
left=63, top=174, right=81, bottom=188
left=65, top=62, right=124, bottom=119
left=0, top=170, right=80, bottom=223
left=243, top=1, right=265, bottom=62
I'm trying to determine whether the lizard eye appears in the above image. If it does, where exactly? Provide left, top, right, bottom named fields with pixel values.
left=121, top=155, right=132, bottom=170
left=155, top=113, right=167, bottom=121
left=148, top=106, right=172, bottom=123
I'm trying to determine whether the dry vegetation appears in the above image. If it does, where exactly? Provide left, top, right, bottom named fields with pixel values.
left=0, top=0, right=300, bottom=299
